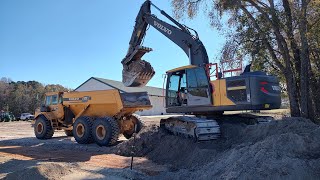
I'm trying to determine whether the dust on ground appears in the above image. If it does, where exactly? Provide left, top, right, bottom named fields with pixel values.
left=1, top=113, right=320, bottom=179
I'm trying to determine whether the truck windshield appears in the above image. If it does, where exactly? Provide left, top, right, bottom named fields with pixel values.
left=45, top=96, right=51, bottom=106
left=51, top=95, right=58, bottom=105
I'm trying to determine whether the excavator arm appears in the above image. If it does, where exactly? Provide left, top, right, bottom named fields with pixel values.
left=122, top=0, right=209, bottom=87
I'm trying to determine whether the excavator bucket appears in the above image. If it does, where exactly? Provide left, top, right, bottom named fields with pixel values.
left=122, top=46, right=155, bottom=87
left=122, top=60, right=155, bottom=87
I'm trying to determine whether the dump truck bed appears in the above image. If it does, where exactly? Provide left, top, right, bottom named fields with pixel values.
left=62, top=89, right=152, bottom=117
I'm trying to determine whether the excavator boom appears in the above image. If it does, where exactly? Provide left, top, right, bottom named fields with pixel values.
left=122, top=0, right=209, bottom=87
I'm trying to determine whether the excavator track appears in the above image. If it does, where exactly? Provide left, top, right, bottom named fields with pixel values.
left=160, top=114, right=274, bottom=141
left=160, top=116, right=221, bottom=141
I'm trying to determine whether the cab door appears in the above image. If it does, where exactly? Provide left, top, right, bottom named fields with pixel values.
left=48, top=94, right=64, bottom=120
left=166, top=71, right=183, bottom=107
left=186, top=67, right=212, bottom=106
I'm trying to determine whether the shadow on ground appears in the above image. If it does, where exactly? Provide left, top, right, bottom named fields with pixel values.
left=0, top=136, right=119, bottom=163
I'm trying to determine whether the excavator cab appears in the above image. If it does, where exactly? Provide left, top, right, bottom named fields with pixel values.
left=166, top=66, right=212, bottom=108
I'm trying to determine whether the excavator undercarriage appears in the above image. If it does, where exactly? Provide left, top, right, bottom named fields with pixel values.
left=160, top=116, right=221, bottom=141
left=160, top=114, right=274, bottom=141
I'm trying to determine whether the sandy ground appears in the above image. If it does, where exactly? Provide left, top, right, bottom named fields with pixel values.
left=0, top=117, right=166, bottom=180
left=1, top=112, right=320, bottom=179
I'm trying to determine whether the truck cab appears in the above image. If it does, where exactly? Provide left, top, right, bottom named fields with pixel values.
left=35, top=92, right=65, bottom=124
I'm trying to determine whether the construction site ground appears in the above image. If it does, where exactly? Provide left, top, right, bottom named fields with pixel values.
left=1, top=110, right=320, bottom=179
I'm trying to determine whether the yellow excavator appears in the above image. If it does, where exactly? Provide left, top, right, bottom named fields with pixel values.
left=121, top=1, right=281, bottom=140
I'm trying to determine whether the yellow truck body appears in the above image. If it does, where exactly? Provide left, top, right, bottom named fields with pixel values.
left=34, top=89, right=152, bottom=146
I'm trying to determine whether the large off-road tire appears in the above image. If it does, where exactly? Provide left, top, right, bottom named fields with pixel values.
left=34, top=115, right=54, bottom=139
left=73, top=116, right=93, bottom=144
left=64, top=130, right=73, bottom=136
left=123, top=114, right=143, bottom=139
left=92, top=117, right=120, bottom=146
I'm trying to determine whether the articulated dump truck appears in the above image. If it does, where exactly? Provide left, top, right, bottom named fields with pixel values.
left=34, top=89, right=152, bottom=146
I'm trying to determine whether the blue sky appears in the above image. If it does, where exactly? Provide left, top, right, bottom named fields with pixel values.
left=0, top=0, right=226, bottom=89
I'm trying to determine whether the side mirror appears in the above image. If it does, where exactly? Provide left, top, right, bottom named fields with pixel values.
left=218, top=72, right=223, bottom=79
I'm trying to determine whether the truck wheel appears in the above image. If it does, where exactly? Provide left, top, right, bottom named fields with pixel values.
left=123, top=114, right=143, bottom=139
left=64, top=130, right=73, bottom=136
left=34, top=115, right=54, bottom=139
left=92, top=117, right=120, bottom=146
left=73, top=116, right=93, bottom=144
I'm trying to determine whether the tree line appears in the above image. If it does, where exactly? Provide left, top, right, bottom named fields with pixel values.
left=0, top=77, right=70, bottom=117
left=172, top=0, right=320, bottom=123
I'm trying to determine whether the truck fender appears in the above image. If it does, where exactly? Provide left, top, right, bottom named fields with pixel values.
left=34, top=114, right=52, bottom=126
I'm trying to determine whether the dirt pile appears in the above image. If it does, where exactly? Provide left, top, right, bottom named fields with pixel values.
left=4, top=163, right=72, bottom=180
left=111, top=124, right=166, bottom=156
left=115, top=117, right=320, bottom=179
left=2, top=161, right=147, bottom=180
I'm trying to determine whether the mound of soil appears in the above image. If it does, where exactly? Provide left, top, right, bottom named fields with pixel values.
left=4, top=163, right=72, bottom=180
left=111, top=124, right=166, bottom=157
left=115, top=117, right=320, bottom=179
left=3, top=161, right=147, bottom=180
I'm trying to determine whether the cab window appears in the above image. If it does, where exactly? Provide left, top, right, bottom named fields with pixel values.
left=186, top=67, right=209, bottom=97
left=181, top=73, right=187, bottom=89
left=186, top=69, right=197, bottom=88
left=194, top=68, right=209, bottom=88
left=45, top=96, right=51, bottom=106
left=168, top=74, right=180, bottom=91
left=187, top=67, right=209, bottom=88
left=59, top=95, right=63, bottom=103
left=166, top=70, right=185, bottom=106
left=51, top=95, right=58, bottom=105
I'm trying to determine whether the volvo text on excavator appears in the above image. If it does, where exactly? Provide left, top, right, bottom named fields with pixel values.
left=121, top=0, right=281, bottom=141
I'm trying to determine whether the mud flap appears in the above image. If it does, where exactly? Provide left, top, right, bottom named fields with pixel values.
left=64, top=107, right=75, bottom=125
